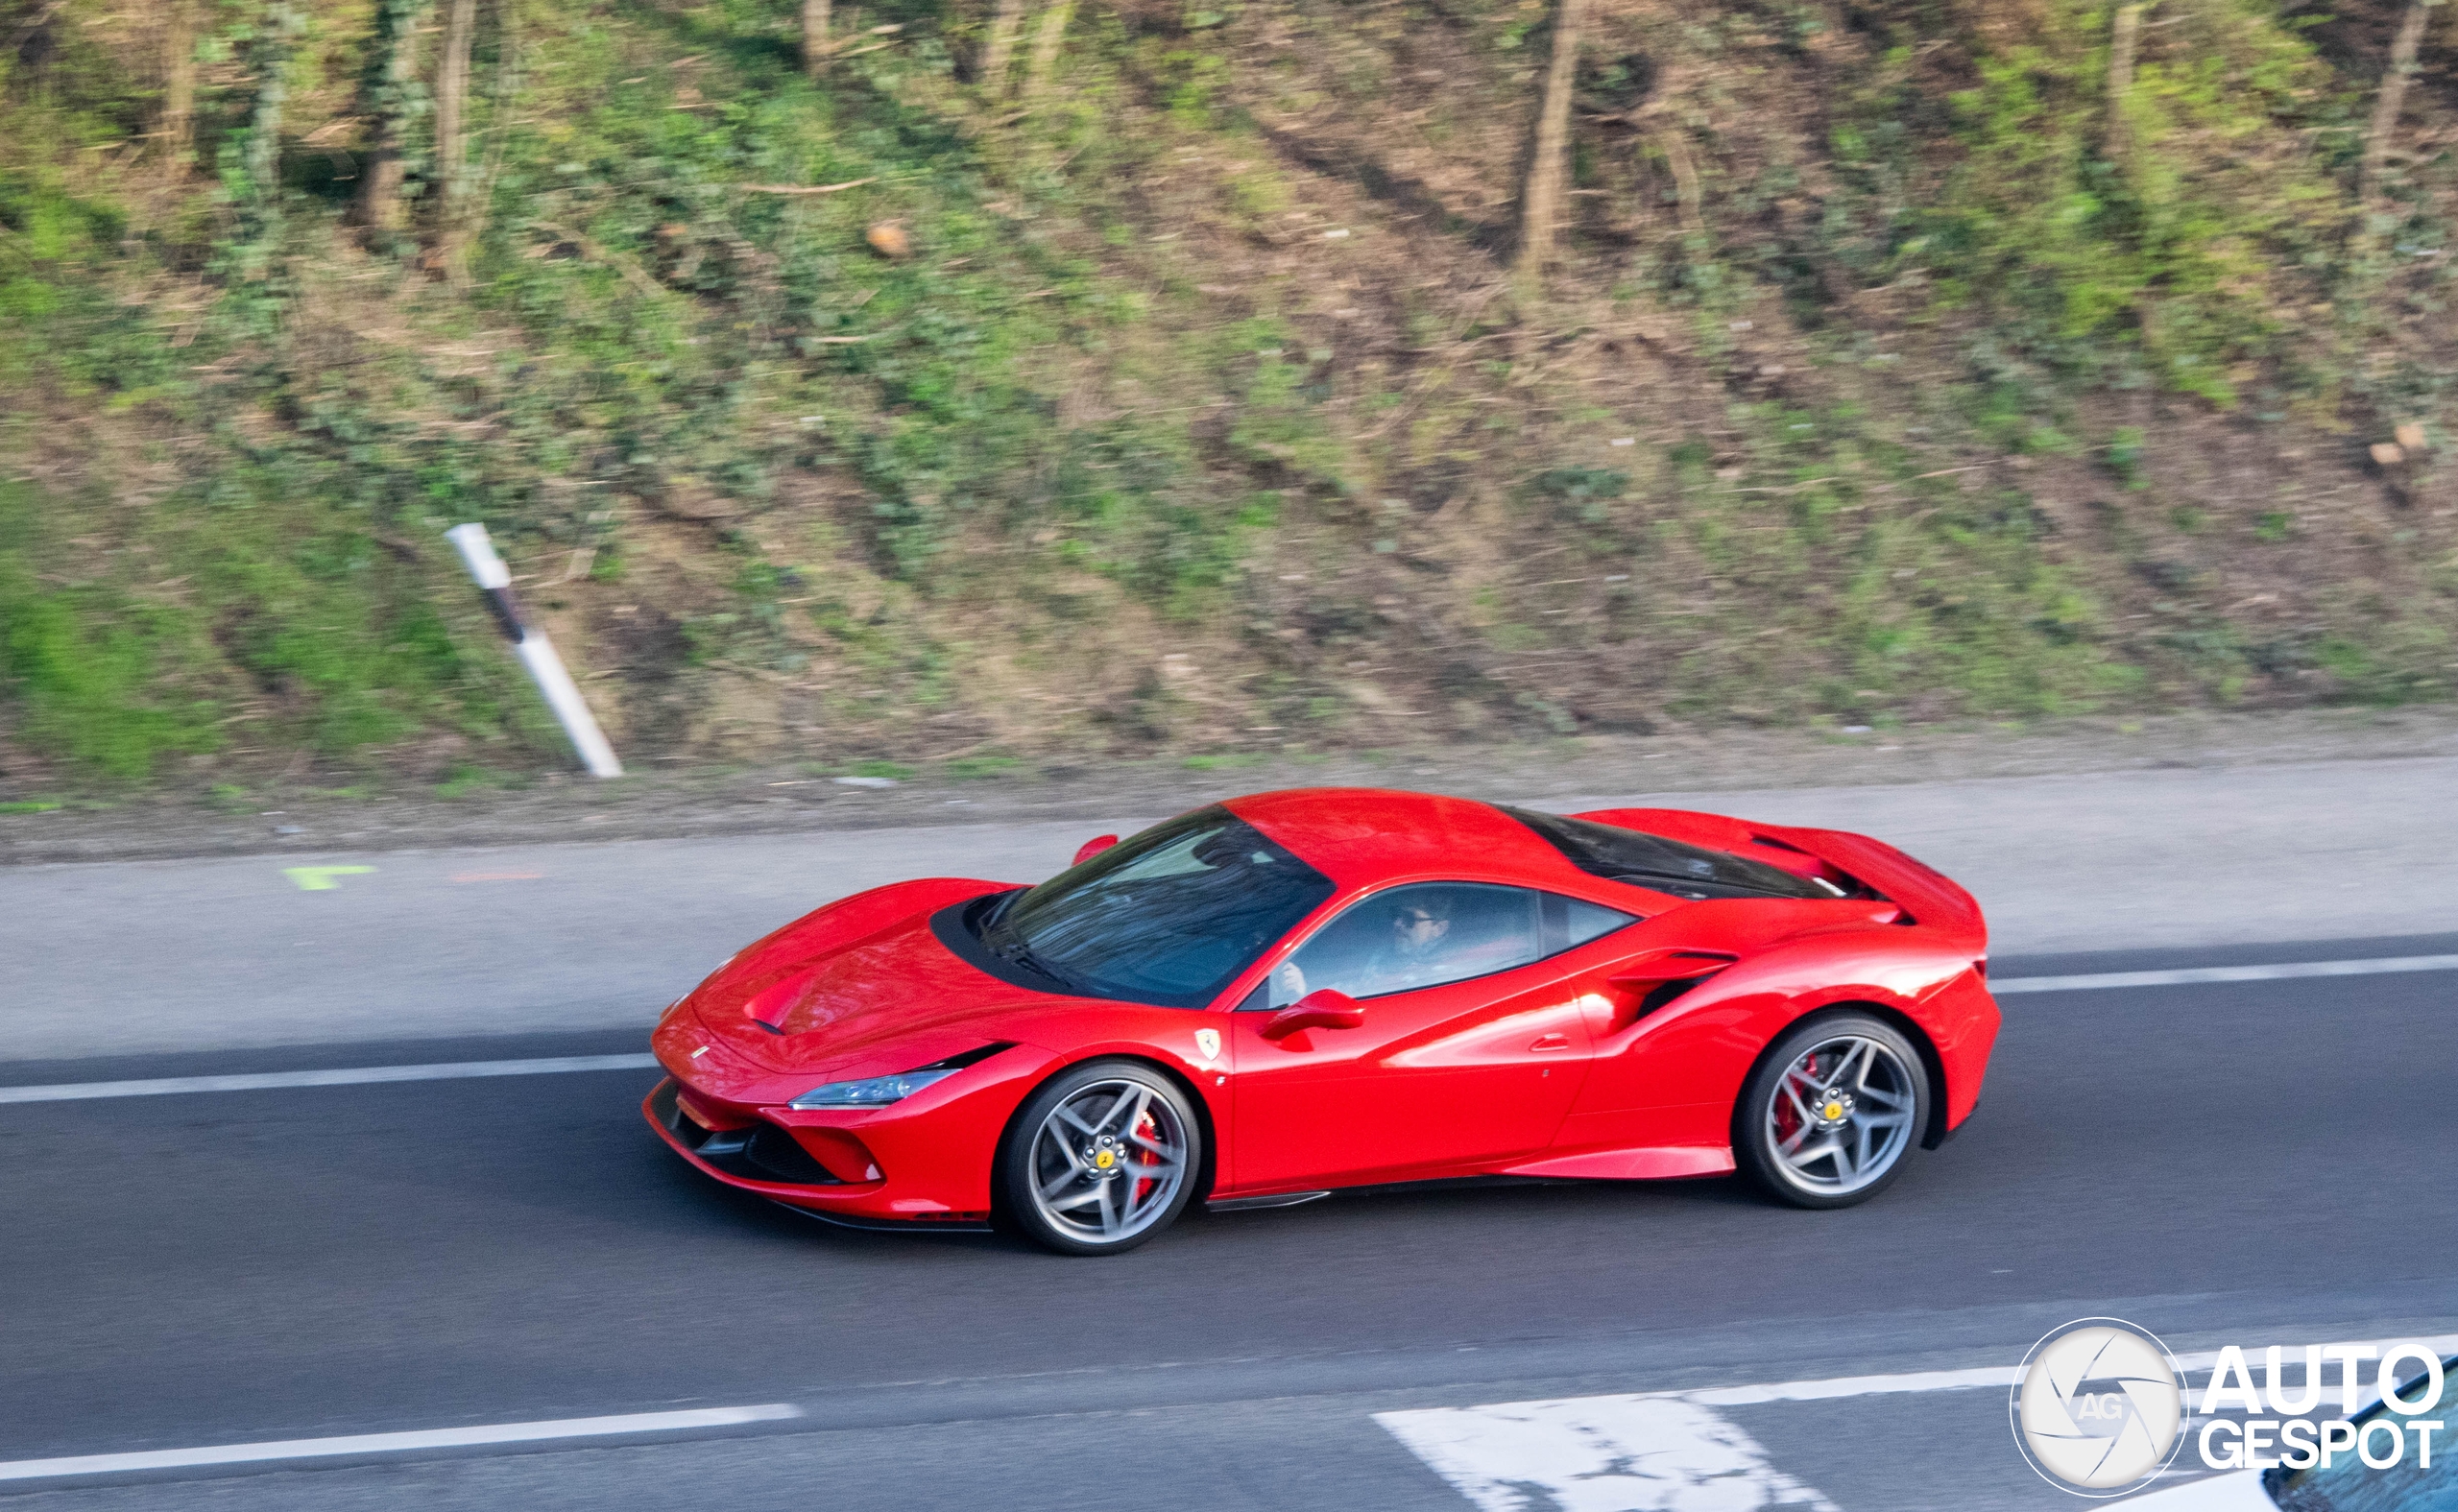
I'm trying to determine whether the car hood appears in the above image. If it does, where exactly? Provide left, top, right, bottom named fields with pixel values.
left=681, top=881, right=1047, bottom=1075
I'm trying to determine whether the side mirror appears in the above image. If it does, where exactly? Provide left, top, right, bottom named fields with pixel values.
left=1072, top=834, right=1120, bottom=866
left=1262, top=989, right=1365, bottom=1041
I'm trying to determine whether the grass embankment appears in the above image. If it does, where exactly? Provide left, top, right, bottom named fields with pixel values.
left=1, top=0, right=2453, bottom=798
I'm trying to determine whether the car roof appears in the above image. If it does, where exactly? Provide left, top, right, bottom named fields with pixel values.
left=1222, top=787, right=1566, bottom=891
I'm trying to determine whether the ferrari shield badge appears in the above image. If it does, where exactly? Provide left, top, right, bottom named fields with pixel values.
left=1194, top=1028, right=1222, bottom=1063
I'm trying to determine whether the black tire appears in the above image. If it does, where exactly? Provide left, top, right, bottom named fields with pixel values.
left=997, top=1059, right=1202, bottom=1256
left=1734, top=1011, right=1928, bottom=1211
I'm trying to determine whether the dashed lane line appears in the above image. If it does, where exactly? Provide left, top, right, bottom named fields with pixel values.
left=0, top=1405, right=802, bottom=1481
left=1, top=954, right=2450, bottom=1107
left=1991, top=953, right=2458, bottom=995
left=0, top=1053, right=662, bottom=1105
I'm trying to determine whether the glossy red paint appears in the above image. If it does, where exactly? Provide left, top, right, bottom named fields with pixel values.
left=642, top=787, right=2000, bottom=1231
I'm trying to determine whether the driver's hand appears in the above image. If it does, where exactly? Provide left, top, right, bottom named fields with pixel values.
left=1271, top=961, right=1307, bottom=1005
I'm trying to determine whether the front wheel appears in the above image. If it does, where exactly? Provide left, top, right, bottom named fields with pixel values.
left=997, top=1060, right=1201, bottom=1256
left=1735, top=1013, right=1927, bottom=1210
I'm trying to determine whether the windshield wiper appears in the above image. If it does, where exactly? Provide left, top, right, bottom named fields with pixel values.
left=976, top=899, right=1072, bottom=987
left=993, top=936, right=1068, bottom=984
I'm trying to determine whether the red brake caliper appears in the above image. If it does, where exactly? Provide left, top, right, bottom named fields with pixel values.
left=1128, top=1106, right=1157, bottom=1210
left=1778, top=1049, right=1827, bottom=1146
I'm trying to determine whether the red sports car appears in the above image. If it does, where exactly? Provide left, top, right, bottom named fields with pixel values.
left=645, top=788, right=1999, bottom=1255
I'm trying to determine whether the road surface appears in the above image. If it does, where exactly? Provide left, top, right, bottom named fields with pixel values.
left=1, top=756, right=2450, bottom=1508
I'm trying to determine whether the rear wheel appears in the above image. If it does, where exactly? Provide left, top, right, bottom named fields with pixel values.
left=998, top=1060, right=1200, bottom=1256
left=1735, top=1013, right=1926, bottom=1210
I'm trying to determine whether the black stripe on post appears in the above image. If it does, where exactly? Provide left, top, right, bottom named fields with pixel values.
left=479, top=585, right=528, bottom=644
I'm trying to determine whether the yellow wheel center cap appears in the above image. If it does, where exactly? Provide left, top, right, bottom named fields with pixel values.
left=1822, top=1101, right=1845, bottom=1120
left=1094, top=1150, right=1116, bottom=1169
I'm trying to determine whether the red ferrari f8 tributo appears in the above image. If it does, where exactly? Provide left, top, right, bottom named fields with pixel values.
left=646, top=789, right=1999, bottom=1254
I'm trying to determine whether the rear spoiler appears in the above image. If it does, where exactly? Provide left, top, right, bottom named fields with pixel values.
left=1569, top=807, right=1987, bottom=948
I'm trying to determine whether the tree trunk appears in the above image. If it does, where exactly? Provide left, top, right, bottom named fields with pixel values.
left=1514, top=0, right=1589, bottom=294
left=456, top=0, right=521, bottom=263
left=978, top=0, right=1024, bottom=98
left=1655, top=129, right=1701, bottom=238
left=2361, top=0, right=2439, bottom=204
left=161, top=0, right=198, bottom=169
left=433, top=0, right=477, bottom=227
left=2105, top=2, right=2145, bottom=169
left=241, top=2, right=306, bottom=241
left=803, top=0, right=830, bottom=79
left=356, top=0, right=429, bottom=237
left=1022, top=0, right=1072, bottom=103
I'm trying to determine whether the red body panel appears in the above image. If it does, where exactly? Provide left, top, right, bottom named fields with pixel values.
left=642, top=789, right=2001, bottom=1225
left=1225, top=954, right=1593, bottom=1192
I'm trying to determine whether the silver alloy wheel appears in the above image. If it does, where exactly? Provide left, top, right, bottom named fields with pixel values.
left=1026, top=1077, right=1191, bottom=1246
left=1763, top=1034, right=1917, bottom=1197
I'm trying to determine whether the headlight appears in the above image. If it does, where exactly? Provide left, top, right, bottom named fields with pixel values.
left=789, top=1068, right=959, bottom=1110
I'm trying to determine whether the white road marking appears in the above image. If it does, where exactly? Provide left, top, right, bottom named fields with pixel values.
left=1993, top=954, right=2458, bottom=995
left=1380, top=1331, right=2458, bottom=1512
left=0, top=955, right=2446, bottom=1107
left=0, top=1054, right=662, bottom=1105
left=0, top=1404, right=800, bottom=1481
left=1381, top=1397, right=1839, bottom=1512
left=1683, top=1364, right=2013, bottom=1405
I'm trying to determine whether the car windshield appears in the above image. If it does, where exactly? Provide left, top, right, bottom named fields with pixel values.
left=2269, top=1356, right=2457, bottom=1511
left=976, top=807, right=1336, bottom=1008
left=1498, top=805, right=1833, bottom=901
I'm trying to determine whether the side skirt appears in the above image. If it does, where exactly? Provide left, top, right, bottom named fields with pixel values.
left=1204, top=1190, right=1331, bottom=1213
left=1502, top=1145, right=1735, bottom=1182
left=1204, top=1174, right=1595, bottom=1214
left=767, top=1200, right=996, bottom=1236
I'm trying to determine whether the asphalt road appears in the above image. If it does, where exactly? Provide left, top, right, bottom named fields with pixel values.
left=2, top=756, right=2453, bottom=1509
left=6, top=756, right=2456, bottom=1060
left=4, top=932, right=2456, bottom=1509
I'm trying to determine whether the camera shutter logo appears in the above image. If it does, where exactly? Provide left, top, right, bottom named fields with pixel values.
left=2012, top=1318, right=2188, bottom=1497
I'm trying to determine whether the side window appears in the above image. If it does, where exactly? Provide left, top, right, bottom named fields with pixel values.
left=1266, top=883, right=1539, bottom=1003
left=1249, top=884, right=1642, bottom=1006
left=1557, top=895, right=1632, bottom=950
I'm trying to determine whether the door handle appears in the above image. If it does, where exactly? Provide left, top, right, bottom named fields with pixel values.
left=1529, top=1033, right=1572, bottom=1052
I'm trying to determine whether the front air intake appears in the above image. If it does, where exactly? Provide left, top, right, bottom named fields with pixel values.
left=654, top=1081, right=841, bottom=1186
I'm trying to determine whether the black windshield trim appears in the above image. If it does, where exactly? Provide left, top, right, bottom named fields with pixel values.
left=932, top=891, right=1087, bottom=997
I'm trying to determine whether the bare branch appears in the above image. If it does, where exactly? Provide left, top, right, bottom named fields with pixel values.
left=1514, top=0, right=1590, bottom=296
left=739, top=177, right=878, bottom=195
left=2361, top=0, right=2440, bottom=204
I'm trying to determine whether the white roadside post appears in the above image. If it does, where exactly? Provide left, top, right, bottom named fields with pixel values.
left=444, top=523, right=624, bottom=779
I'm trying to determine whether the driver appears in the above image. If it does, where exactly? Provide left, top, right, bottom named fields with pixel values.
left=1351, top=893, right=1454, bottom=995
left=1271, top=892, right=1457, bottom=1003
